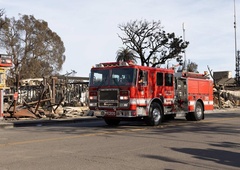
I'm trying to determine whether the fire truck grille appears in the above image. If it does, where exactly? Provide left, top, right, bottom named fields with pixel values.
left=99, top=90, right=118, bottom=100
left=99, top=90, right=118, bottom=108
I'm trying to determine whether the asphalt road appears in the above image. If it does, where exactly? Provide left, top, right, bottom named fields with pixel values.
left=0, top=109, right=239, bottom=170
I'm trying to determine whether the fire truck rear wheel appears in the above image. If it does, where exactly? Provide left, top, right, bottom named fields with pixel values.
left=145, top=102, right=163, bottom=126
left=192, top=101, right=204, bottom=121
left=186, top=102, right=204, bottom=121
left=104, top=118, right=120, bottom=126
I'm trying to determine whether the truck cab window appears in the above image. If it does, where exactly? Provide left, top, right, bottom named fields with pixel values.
left=91, top=70, right=109, bottom=86
left=165, top=73, right=173, bottom=86
left=157, top=72, right=163, bottom=86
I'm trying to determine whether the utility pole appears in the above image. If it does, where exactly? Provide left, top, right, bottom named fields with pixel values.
left=182, top=23, right=187, bottom=71
left=234, top=0, right=240, bottom=86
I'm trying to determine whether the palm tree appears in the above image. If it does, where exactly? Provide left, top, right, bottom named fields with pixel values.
left=186, top=59, right=198, bottom=73
left=116, top=47, right=137, bottom=63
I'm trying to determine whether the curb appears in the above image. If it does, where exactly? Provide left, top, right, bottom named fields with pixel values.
left=0, top=122, right=14, bottom=129
left=0, top=116, right=100, bottom=128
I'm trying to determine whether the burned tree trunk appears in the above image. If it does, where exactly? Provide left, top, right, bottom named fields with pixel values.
left=207, top=65, right=222, bottom=108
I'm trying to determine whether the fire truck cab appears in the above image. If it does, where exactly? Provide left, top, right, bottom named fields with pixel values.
left=88, top=61, right=213, bottom=126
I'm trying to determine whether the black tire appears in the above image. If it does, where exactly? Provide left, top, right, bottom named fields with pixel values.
left=145, top=102, right=163, bottom=126
left=192, top=101, right=204, bottom=121
left=104, top=118, right=120, bottom=126
left=186, top=101, right=204, bottom=121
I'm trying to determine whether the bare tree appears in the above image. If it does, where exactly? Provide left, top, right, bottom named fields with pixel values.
left=0, top=14, right=66, bottom=84
left=207, top=65, right=221, bottom=108
left=118, top=20, right=189, bottom=67
left=0, top=9, right=5, bottom=29
left=0, top=9, right=6, bottom=50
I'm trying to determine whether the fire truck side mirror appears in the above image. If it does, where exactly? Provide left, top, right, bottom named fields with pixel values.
left=138, top=80, right=147, bottom=87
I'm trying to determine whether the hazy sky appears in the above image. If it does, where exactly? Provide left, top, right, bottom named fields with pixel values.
left=1, top=0, right=240, bottom=77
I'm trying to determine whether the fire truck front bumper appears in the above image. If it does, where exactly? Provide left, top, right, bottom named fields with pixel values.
left=93, top=110, right=137, bottom=118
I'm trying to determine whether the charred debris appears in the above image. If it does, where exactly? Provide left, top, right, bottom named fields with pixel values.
left=3, top=76, right=90, bottom=120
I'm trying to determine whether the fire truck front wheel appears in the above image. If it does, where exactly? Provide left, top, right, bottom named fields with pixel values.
left=145, top=102, right=163, bottom=126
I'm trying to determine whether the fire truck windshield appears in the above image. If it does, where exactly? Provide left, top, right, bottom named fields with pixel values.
left=90, top=68, right=137, bottom=87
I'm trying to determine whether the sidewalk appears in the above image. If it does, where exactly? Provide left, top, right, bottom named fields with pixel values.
left=206, top=107, right=240, bottom=113
left=0, top=121, right=14, bottom=129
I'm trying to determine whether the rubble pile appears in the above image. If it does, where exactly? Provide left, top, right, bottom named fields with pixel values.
left=3, top=101, right=90, bottom=120
left=59, top=106, right=90, bottom=118
left=214, top=89, right=240, bottom=109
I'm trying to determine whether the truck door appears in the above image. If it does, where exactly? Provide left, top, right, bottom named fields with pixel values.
left=175, top=78, right=188, bottom=112
left=137, top=70, right=149, bottom=103
left=154, top=72, right=174, bottom=112
left=163, top=73, right=174, bottom=105
left=155, top=72, right=164, bottom=100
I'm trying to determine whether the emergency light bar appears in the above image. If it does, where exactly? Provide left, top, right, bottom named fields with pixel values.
left=95, top=61, right=134, bottom=68
left=182, top=72, right=209, bottom=79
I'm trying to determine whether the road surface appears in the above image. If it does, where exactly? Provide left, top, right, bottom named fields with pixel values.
left=0, top=109, right=239, bottom=170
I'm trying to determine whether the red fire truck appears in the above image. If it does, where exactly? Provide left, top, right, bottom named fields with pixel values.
left=88, top=61, right=213, bottom=126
